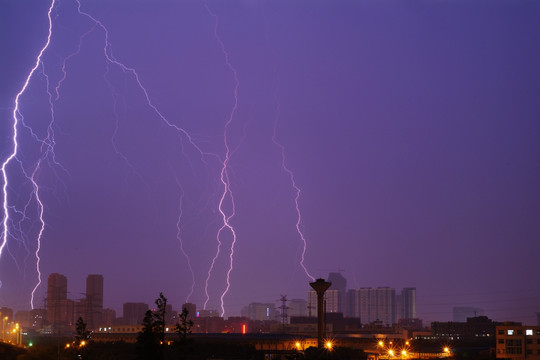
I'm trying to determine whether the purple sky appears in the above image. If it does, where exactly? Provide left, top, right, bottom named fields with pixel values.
left=1, top=0, right=539, bottom=324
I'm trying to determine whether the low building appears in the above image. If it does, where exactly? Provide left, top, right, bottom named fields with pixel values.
left=432, top=316, right=500, bottom=340
left=496, top=325, right=540, bottom=360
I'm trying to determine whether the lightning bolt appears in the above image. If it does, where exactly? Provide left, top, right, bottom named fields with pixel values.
left=1, top=0, right=56, bottom=303
left=28, top=161, right=46, bottom=309
left=173, top=177, right=195, bottom=303
left=55, top=24, right=97, bottom=101
left=74, top=0, right=231, bottom=310
left=75, top=0, right=212, bottom=163
left=271, top=82, right=315, bottom=282
left=203, top=3, right=240, bottom=317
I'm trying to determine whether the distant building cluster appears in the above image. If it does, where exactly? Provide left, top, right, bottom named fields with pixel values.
left=307, top=272, right=416, bottom=326
left=1, top=270, right=538, bottom=346
left=12, top=273, right=107, bottom=334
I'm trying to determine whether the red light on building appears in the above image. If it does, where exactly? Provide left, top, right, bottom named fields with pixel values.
left=242, top=324, right=247, bottom=335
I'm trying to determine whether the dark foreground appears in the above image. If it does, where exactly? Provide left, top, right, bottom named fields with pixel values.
left=3, top=337, right=495, bottom=360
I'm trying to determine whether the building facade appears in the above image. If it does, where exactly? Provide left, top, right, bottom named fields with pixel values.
left=85, top=274, right=104, bottom=330
left=46, top=273, right=70, bottom=332
left=241, top=303, right=277, bottom=321
left=288, top=299, right=307, bottom=317
left=496, top=325, right=540, bottom=360
left=122, top=302, right=149, bottom=325
left=432, top=316, right=499, bottom=340
left=328, top=272, right=347, bottom=314
left=401, top=287, right=416, bottom=319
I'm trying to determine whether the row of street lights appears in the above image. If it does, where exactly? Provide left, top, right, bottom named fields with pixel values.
left=294, top=339, right=334, bottom=351
left=377, top=339, right=451, bottom=359
left=378, top=339, right=411, bottom=359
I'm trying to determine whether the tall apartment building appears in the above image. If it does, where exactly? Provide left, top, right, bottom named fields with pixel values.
left=182, top=303, right=197, bottom=322
left=375, top=287, right=395, bottom=326
left=123, top=303, right=149, bottom=325
left=240, top=303, right=277, bottom=321
left=288, top=299, right=307, bottom=317
left=308, top=289, right=340, bottom=315
left=346, top=287, right=396, bottom=325
left=46, top=273, right=70, bottom=332
left=401, top=287, right=416, bottom=319
left=328, top=272, right=347, bottom=314
left=85, top=274, right=104, bottom=330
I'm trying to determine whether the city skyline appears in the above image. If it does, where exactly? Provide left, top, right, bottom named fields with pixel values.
left=1, top=0, right=539, bottom=325
left=10, top=271, right=538, bottom=328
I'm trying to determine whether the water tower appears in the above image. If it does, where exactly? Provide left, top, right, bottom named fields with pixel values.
left=309, top=278, right=331, bottom=349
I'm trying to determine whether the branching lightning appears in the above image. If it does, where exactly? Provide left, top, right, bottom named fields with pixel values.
left=0, top=0, right=56, bottom=303
left=203, top=3, right=240, bottom=317
left=75, top=0, right=238, bottom=312
left=75, top=0, right=212, bottom=164
left=1, top=0, right=315, bottom=315
left=55, top=25, right=96, bottom=101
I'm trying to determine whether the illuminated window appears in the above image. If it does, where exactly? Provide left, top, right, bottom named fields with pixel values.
left=526, top=329, right=533, bottom=336
left=508, top=330, right=514, bottom=335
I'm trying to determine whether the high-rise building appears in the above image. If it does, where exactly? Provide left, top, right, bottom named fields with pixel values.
left=346, top=287, right=396, bottom=325
left=345, top=288, right=371, bottom=321
left=401, top=287, right=416, bottom=319
left=123, top=303, right=149, bottom=325
left=46, top=273, right=68, bottom=332
left=306, top=272, right=347, bottom=316
left=307, top=289, right=340, bottom=314
left=85, top=274, right=104, bottom=330
left=325, top=290, right=340, bottom=313
left=182, top=303, right=197, bottom=322
left=346, top=289, right=359, bottom=318
left=240, top=303, right=277, bottom=321
left=375, top=287, right=395, bottom=326
left=102, top=308, right=116, bottom=326
left=328, top=272, right=347, bottom=314
left=288, top=299, right=307, bottom=317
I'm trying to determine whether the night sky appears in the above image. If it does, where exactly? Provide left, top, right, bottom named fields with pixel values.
left=1, top=0, right=539, bottom=324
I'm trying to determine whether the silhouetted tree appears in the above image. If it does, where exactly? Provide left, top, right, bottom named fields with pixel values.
left=175, top=307, right=193, bottom=341
left=136, top=293, right=168, bottom=360
left=74, top=317, right=91, bottom=359
left=75, top=317, right=91, bottom=346
left=154, top=292, right=167, bottom=345
left=137, top=310, right=159, bottom=360
left=175, top=307, right=194, bottom=359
